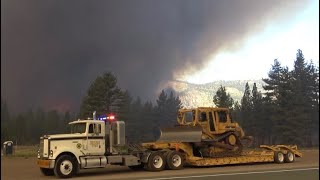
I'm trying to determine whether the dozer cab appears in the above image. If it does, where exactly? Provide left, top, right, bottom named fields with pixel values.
left=157, top=107, right=253, bottom=157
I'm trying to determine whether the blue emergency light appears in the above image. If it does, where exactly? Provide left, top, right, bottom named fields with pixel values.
left=98, top=114, right=115, bottom=121
left=98, top=115, right=107, bottom=120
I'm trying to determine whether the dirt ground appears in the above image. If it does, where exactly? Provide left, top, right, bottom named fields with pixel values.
left=1, top=150, right=318, bottom=180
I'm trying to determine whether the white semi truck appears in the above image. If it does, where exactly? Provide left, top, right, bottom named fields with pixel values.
left=37, top=115, right=150, bottom=178
left=37, top=111, right=302, bottom=179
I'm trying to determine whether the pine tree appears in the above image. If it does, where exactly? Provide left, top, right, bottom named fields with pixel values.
left=167, top=91, right=183, bottom=126
left=156, top=90, right=167, bottom=114
left=1, top=99, right=10, bottom=144
left=15, top=114, right=26, bottom=145
left=126, top=96, right=143, bottom=143
left=63, top=111, right=72, bottom=133
left=24, top=109, right=34, bottom=144
left=260, top=96, right=274, bottom=144
left=262, top=59, right=283, bottom=100
left=232, top=101, right=241, bottom=122
left=117, top=90, right=132, bottom=120
left=262, top=59, right=287, bottom=144
left=35, top=108, right=46, bottom=138
left=240, top=82, right=253, bottom=133
left=267, top=65, right=294, bottom=144
left=288, top=50, right=319, bottom=146
left=156, top=90, right=182, bottom=127
left=79, top=72, right=122, bottom=118
left=308, top=62, right=319, bottom=146
left=154, top=89, right=182, bottom=139
left=140, top=101, right=155, bottom=142
left=261, top=50, right=319, bottom=146
left=251, top=83, right=264, bottom=145
left=213, top=86, right=234, bottom=109
left=1, top=99, right=10, bottom=123
left=46, top=110, right=60, bottom=134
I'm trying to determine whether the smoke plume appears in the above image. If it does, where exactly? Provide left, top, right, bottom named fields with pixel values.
left=1, top=0, right=310, bottom=113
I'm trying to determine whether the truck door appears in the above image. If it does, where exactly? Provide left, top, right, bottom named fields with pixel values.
left=87, top=123, right=105, bottom=155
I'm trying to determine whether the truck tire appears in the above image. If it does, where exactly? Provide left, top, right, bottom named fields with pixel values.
left=40, top=168, right=54, bottom=176
left=284, top=151, right=295, bottom=163
left=274, top=151, right=285, bottom=163
left=145, top=151, right=166, bottom=171
left=165, top=151, right=185, bottom=170
left=54, top=155, right=77, bottom=178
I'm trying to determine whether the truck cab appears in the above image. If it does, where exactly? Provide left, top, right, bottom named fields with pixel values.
left=37, top=117, right=140, bottom=178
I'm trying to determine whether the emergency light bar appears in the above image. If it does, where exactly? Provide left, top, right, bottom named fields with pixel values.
left=98, top=114, right=115, bottom=121
left=107, top=115, right=115, bottom=120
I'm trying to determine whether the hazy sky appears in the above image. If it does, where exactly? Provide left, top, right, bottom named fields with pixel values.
left=1, top=0, right=318, bottom=113
left=183, top=0, right=319, bottom=84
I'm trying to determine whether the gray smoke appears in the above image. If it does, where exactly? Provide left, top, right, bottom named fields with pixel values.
left=1, top=0, right=310, bottom=113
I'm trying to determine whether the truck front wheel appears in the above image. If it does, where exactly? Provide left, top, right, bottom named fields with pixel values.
left=145, top=151, right=166, bottom=171
left=54, top=155, right=77, bottom=178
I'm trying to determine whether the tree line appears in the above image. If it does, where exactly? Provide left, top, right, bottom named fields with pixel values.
left=1, top=73, right=183, bottom=144
left=1, top=104, right=76, bottom=145
left=1, top=49, right=319, bottom=147
left=213, top=50, right=319, bottom=147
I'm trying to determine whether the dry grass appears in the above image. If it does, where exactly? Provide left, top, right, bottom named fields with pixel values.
left=2, top=145, right=39, bottom=158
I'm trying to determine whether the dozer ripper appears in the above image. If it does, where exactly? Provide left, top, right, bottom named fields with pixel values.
left=155, top=107, right=253, bottom=157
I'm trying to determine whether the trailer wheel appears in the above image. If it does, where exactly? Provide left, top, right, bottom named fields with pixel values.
left=145, top=151, right=166, bottom=171
left=284, top=151, right=295, bottom=163
left=54, top=155, right=77, bottom=178
left=166, top=151, right=185, bottom=170
left=40, top=168, right=54, bottom=176
left=274, top=151, right=285, bottom=163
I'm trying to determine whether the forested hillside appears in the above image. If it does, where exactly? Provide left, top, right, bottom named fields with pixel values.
left=166, top=80, right=265, bottom=108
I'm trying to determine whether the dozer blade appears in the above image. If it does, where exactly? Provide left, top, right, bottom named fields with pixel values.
left=157, top=126, right=203, bottom=143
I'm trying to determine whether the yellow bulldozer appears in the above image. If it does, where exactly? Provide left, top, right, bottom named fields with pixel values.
left=156, top=107, right=253, bottom=157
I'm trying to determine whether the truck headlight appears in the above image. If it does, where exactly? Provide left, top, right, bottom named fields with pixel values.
left=50, top=150, right=53, bottom=157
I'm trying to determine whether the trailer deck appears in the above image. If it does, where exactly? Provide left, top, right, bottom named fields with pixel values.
left=142, top=142, right=302, bottom=167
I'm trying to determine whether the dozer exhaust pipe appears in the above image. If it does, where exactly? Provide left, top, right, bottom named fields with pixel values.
left=157, top=126, right=203, bottom=143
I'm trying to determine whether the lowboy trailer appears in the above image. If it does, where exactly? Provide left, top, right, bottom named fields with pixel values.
left=37, top=111, right=302, bottom=178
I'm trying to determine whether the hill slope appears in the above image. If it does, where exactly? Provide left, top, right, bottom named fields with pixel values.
left=166, top=80, right=265, bottom=108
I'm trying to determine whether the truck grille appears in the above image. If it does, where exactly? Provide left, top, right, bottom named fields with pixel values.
left=39, top=139, right=44, bottom=157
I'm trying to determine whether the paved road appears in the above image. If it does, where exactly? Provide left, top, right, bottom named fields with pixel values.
left=1, top=150, right=318, bottom=180
left=137, top=168, right=319, bottom=180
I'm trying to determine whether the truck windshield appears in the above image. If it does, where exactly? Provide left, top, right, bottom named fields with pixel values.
left=70, top=123, right=86, bottom=134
